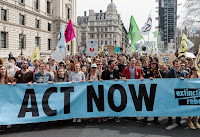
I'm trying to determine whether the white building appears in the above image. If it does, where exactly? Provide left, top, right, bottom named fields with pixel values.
left=0, top=0, right=77, bottom=59
left=77, top=0, right=128, bottom=53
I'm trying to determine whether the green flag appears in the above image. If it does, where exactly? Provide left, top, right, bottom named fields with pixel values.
left=127, top=16, right=143, bottom=52
left=152, top=30, right=158, bottom=38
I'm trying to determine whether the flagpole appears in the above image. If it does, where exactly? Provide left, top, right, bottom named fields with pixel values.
left=142, top=38, right=151, bottom=54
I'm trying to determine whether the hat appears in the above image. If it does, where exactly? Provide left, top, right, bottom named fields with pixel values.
left=8, top=57, right=16, bottom=62
left=91, top=64, right=97, bottom=68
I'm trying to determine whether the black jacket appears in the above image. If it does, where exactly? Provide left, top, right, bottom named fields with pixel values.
left=101, top=69, right=120, bottom=80
left=165, top=68, right=184, bottom=78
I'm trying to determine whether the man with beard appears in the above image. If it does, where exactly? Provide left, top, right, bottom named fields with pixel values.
left=29, top=59, right=40, bottom=75
left=13, top=60, right=33, bottom=86
left=101, top=60, right=120, bottom=122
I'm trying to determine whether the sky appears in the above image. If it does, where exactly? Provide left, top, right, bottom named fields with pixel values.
left=77, top=0, right=185, bottom=42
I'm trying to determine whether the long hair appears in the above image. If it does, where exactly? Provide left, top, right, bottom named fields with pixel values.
left=0, top=57, right=4, bottom=65
left=55, top=67, right=65, bottom=78
left=0, top=65, right=11, bottom=84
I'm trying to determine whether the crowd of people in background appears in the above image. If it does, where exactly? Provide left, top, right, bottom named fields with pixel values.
left=0, top=52, right=200, bottom=130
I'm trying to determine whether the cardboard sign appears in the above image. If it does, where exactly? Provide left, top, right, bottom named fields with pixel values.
left=108, top=45, right=115, bottom=56
left=158, top=53, right=175, bottom=66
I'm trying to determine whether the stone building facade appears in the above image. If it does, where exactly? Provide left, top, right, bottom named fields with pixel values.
left=0, top=0, right=77, bottom=59
left=77, top=0, right=128, bottom=53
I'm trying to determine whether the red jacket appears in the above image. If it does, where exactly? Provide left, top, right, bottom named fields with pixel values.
left=121, top=66, right=141, bottom=79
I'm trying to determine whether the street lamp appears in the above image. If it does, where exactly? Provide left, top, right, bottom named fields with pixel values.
left=20, top=32, right=24, bottom=55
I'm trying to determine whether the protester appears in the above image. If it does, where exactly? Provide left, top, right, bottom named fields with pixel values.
left=101, top=60, right=120, bottom=122
left=54, top=67, right=68, bottom=82
left=166, top=59, right=185, bottom=126
left=118, top=56, right=127, bottom=75
left=82, top=66, right=88, bottom=78
left=33, top=62, right=53, bottom=84
left=50, top=59, right=57, bottom=73
left=86, top=64, right=102, bottom=123
left=121, top=57, right=144, bottom=122
left=13, top=60, right=33, bottom=86
left=68, top=62, right=85, bottom=123
left=46, top=64, right=55, bottom=79
left=142, top=60, right=163, bottom=125
left=18, top=54, right=32, bottom=69
left=29, top=59, right=40, bottom=75
left=187, top=67, right=200, bottom=129
left=0, top=65, right=13, bottom=85
left=7, top=57, right=20, bottom=77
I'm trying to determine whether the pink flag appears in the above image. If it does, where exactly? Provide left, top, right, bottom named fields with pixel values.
left=64, top=20, right=75, bottom=43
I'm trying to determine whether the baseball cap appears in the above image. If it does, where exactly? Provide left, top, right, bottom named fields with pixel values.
left=91, top=64, right=97, bottom=68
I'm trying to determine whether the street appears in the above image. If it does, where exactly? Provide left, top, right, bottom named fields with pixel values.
left=0, top=117, right=198, bottom=137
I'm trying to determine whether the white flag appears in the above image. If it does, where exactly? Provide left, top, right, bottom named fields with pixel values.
left=57, top=24, right=66, bottom=55
left=140, top=12, right=152, bottom=35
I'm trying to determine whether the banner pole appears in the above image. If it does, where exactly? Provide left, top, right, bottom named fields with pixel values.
left=142, top=38, right=151, bottom=54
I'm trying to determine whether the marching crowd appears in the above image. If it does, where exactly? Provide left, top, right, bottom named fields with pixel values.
left=0, top=52, right=199, bottom=130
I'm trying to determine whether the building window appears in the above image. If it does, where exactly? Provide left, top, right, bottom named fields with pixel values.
left=18, top=0, right=24, bottom=3
left=110, top=41, right=112, bottom=45
left=48, top=39, right=51, bottom=50
left=1, top=9, right=7, bottom=21
left=101, top=34, right=103, bottom=38
left=105, top=34, right=107, bottom=38
left=35, top=37, right=39, bottom=48
left=1, top=32, right=7, bottom=48
left=35, top=19, right=39, bottom=28
left=19, top=14, right=24, bottom=25
left=19, top=34, right=25, bottom=49
left=34, top=0, right=39, bottom=9
left=105, top=41, right=107, bottom=45
left=67, top=8, right=70, bottom=19
left=90, top=27, right=94, bottom=32
left=101, top=41, right=103, bottom=45
left=48, top=23, right=51, bottom=31
left=47, top=1, right=51, bottom=14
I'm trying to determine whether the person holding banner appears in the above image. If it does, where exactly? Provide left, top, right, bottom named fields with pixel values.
left=166, top=59, right=185, bottom=126
left=142, top=60, right=164, bottom=125
left=13, top=60, right=33, bottom=86
left=121, top=57, right=144, bottom=122
left=69, top=62, right=85, bottom=123
left=121, top=57, right=144, bottom=81
left=33, top=62, right=53, bottom=84
left=86, top=64, right=102, bottom=123
left=54, top=67, right=68, bottom=82
left=101, top=60, right=120, bottom=122
left=187, top=67, right=200, bottom=129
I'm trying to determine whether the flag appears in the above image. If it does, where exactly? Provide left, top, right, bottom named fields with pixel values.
left=152, top=30, right=158, bottom=38
left=178, top=33, right=187, bottom=58
left=141, top=12, right=152, bottom=35
left=187, top=39, right=194, bottom=50
left=57, top=24, right=67, bottom=55
left=30, top=46, right=40, bottom=63
left=64, top=20, right=75, bottom=43
left=190, top=26, right=197, bottom=34
left=127, top=16, right=143, bottom=52
left=115, top=47, right=120, bottom=53
left=98, top=44, right=104, bottom=53
left=195, top=46, right=200, bottom=76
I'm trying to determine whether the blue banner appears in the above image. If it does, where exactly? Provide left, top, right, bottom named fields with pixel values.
left=1, top=78, right=200, bottom=125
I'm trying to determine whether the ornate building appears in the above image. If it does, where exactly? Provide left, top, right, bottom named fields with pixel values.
left=0, top=0, right=77, bottom=59
left=77, top=0, right=128, bottom=53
